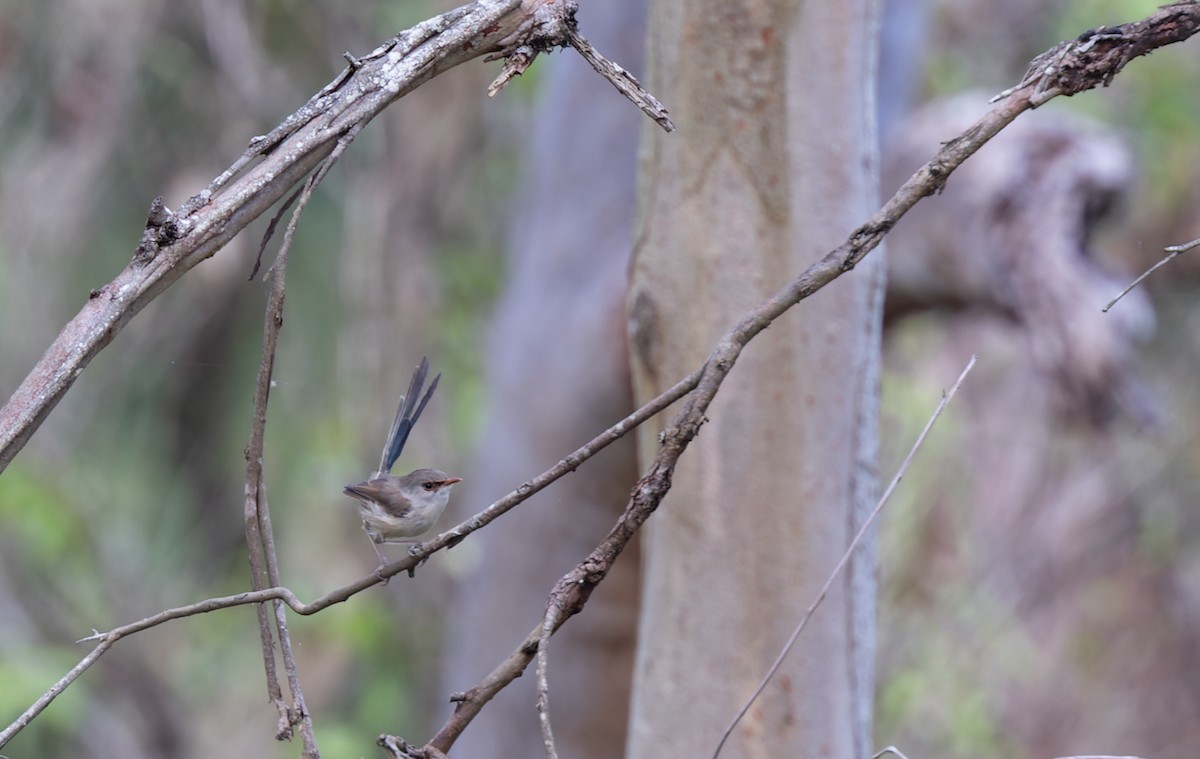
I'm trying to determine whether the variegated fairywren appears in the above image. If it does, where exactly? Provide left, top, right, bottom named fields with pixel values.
left=343, top=357, right=461, bottom=565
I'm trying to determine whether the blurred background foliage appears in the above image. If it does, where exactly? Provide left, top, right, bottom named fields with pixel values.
left=0, top=0, right=1198, bottom=756
left=879, top=1, right=1200, bottom=757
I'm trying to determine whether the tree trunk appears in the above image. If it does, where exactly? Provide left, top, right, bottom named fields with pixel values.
left=626, top=2, right=882, bottom=756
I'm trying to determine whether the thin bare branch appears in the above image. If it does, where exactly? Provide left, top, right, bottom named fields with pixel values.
left=566, top=27, right=675, bottom=132
left=247, top=162, right=338, bottom=754
left=250, top=185, right=302, bottom=280
left=0, top=586, right=301, bottom=748
left=483, top=3, right=675, bottom=133
left=713, top=357, right=978, bottom=759
left=244, top=174, right=314, bottom=746
left=0, top=362, right=700, bottom=750
left=1167, top=236, right=1200, bottom=253
left=403, top=366, right=704, bottom=563
left=0, top=637, right=116, bottom=748
left=535, top=605, right=562, bottom=759
left=1103, top=235, right=1200, bottom=312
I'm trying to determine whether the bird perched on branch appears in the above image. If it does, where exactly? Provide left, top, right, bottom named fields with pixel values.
left=343, top=357, right=461, bottom=566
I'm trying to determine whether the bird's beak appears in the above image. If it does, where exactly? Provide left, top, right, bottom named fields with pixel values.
left=443, top=477, right=463, bottom=485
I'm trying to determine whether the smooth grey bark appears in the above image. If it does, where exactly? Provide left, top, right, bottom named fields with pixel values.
left=627, top=1, right=882, bottom=755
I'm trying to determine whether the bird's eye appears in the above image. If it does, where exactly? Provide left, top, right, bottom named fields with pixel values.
left=423, top=482, right=436, bottom=491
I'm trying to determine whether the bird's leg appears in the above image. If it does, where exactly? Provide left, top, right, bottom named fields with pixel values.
left=371, top=540, right=389, bottom=568
left=363, top=523, right=391, bottom=581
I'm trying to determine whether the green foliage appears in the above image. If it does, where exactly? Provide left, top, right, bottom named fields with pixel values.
left=0, top=464, right=82, bottom=563
left=1054, top=0, right=1161, bottom=35
left=0, top=649, right=92, bottom=751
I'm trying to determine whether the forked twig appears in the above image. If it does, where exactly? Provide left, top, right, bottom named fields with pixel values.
left=1103, top=236, right=1200, bottom=312
left=483, top=1, right=675, bottom=132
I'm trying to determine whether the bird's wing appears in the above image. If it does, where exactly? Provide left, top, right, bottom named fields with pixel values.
left=343, top=479, right=412, bottom=518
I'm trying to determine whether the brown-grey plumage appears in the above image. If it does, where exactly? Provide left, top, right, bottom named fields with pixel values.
left=343, top=467, right=462, bottom=545
left=344, top=358, right=460, bottom=565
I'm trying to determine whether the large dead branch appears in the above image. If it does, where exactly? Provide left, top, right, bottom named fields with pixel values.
left=0, top=0, right=670, bottom=474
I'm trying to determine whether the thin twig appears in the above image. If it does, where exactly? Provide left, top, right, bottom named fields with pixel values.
left=269, top=173, right=329, bottom=754
left=244, top=176, right=313, bottom=744
left=243, top=131, right=362, bottom=753
left=871, top=747, right=912, bottom=759
left=270, top=135, right=363, bottom=755
left=250, top=185, right=302, bottom=280
left=1103, top=236, right=1200, bottom=312
left=0, top=365, right=701, bottom=750
left=712, top=356, right=978, bottom=759
left=401, top=366, right=704, bottom=566
left=482, top=3, right=674, bottom=133
left=0, top=637, right=116, bottom=748
left=535, top=605, right=562, bottom=759
left=1166, top=236, right=1200, bottom=253
left=565, top=28, right=674, bottom=132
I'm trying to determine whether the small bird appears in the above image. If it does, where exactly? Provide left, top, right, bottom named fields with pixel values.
left=343, top=357, right=461, bottom=565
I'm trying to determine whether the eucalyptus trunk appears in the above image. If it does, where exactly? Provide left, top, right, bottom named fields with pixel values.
left=627, top=2, right=882, bottom=755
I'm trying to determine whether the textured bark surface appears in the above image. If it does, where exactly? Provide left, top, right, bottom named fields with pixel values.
left=626, top=1, right=882, bottom=755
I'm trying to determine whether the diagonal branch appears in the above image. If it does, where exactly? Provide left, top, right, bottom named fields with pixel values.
left=1103, top=234, right=1200, bottom=312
